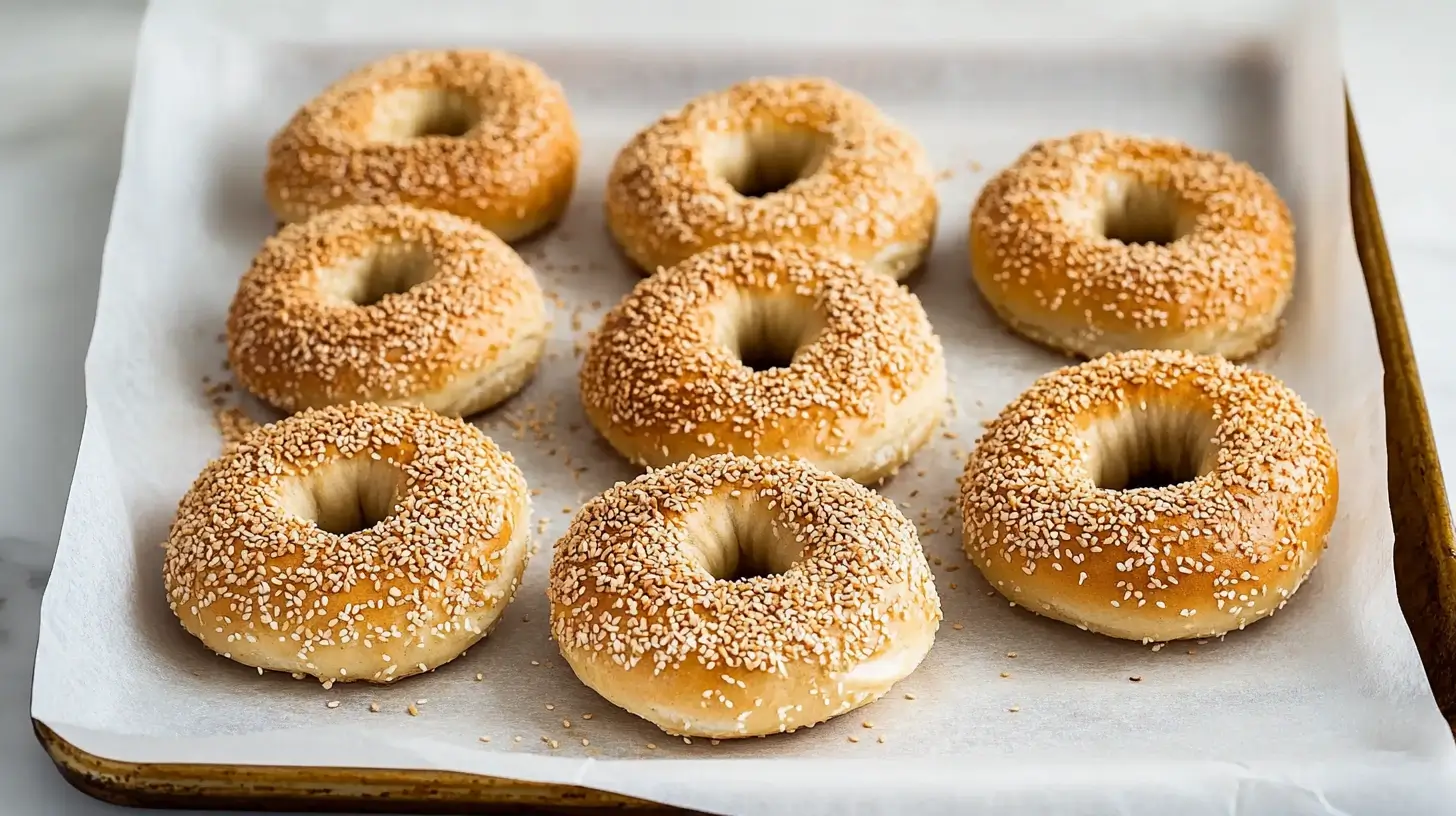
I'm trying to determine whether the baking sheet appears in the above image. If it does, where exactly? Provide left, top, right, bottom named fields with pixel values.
left=32, top=0, right=1456, bottom=813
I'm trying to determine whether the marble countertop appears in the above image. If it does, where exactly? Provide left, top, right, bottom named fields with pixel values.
left=2, top=1, right=1451, bottom=813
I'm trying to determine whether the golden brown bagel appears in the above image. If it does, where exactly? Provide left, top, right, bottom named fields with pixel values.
left=266, top=50, right=579, bottom=241
left=960, top=350, right=1337, bottom=642
left=579, top=243, right=947, bottom=483
left=227, top=204, right=547, bottom=417
left=606, top=77, right=937, bottom=280
left=163, top=402, right=532, bottom=683
left=549, top=454, right=940, bottom=738
left=970, top=131, right=1295, bottom=359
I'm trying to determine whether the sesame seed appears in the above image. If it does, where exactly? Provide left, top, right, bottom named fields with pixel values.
left=407, top=704, right=419, bottom=716
left=1130, top=675, right=1143, bottom=682
left=368, top=702, right=380, bottom=713
left=325, top=700, right=340, bottom=709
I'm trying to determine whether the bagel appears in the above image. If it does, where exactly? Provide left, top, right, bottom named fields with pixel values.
left=606, top=77, right=937, bottom=280
left=266, top=50, right=579, bottom=241
left=970, top=131, right=1295, bottom=359
left=227, top=204, right=547, bottom=417
left=960, top=350, right=1338, bottom=642
left=548, top=454, right=941, bottom=737
left=163, top=402, right=532, bottom=683
left=579, top=243, right=947, bottom=483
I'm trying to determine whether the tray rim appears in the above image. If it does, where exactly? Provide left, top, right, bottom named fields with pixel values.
left=30, top=93, right=1456, bottom=815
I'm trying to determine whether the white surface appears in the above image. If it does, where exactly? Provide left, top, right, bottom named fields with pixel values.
left=3, top=1, right=1455, bottom=814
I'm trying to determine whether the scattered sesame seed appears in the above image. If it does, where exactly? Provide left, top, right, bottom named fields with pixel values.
left=325, top=700, right=340, bottom=709
left=407, top=704, right=419, bottom=717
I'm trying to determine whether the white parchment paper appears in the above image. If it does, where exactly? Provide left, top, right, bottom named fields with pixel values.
left=33, top=0, right=1456, bottom=813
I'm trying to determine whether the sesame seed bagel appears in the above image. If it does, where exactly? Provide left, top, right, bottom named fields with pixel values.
left=970, top=131, right=1295, bottom=359
left=163, top=403, right=532, bottom=683
left=548, top=454, right=941, bottom=738
left=960, top=350, right=1338, bottom=643
left=605, top=77, right=938, bottom=280
left=227, top=205, right=547, bottom=418
left=580, top=243, right=947, bottom=483
left=266, top=50, right=579, bottom=241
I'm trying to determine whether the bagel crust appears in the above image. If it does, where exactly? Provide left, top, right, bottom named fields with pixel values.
left=163, top=403, right=532, bottom=683
left=970, top=131, right=1295, bottom=359
left=549, top=454, right=941, bottom=738
left=960, top=350, right=1338, bottom=642
left=606, top=77, right=938, bottom=280
left=266, top=50, right=579, bottom=241
left=227, top=205, right=547, bottom=418
left=579, top=243, right=947, bottom=483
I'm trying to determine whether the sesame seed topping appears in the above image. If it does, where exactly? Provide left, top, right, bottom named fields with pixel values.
left=970, top=131, right=1295, bottom=359
left=548, top=454, right=940, bottom=733
left=227, top=205, right=546, bottom=415
left=162, top=402, right=531, bottom=683
left=266, top=50, right=579, bottom=240
left=605, top=77, right=936, bottom=279
left=960, top=349, right=1337, bottom=641
left=580, top=243, right=945, bottom=482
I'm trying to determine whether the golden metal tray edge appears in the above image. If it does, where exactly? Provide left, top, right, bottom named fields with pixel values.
left=31, top=98, right=1456, bottom=813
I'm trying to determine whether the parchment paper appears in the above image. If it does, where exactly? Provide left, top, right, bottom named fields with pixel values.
left=33, top=1, right=1456, bottom=813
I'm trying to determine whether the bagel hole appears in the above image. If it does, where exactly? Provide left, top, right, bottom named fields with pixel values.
left=369, top=88, right=481, bottom=141
left=713, top=127, right=827, bottom=198
left=277, top=457, right=405, bottom=536
left=323, top=242, right=436, bottom=307
left=1086, top=403, right=1216, bottom=491
left=722, top=293, right=823, bottom=373
left=1100, top=176, right=1189, bottom=246
left=683, top=502, right=805, bottom=581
